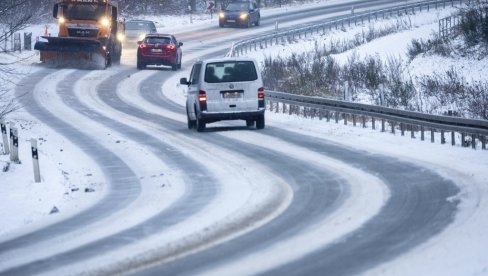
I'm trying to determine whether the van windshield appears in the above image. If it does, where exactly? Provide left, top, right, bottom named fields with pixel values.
left=205, top=61, right=258, bottom=83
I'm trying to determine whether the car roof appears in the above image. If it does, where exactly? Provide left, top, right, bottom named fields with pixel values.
left=144, top=33, right=173, bottom=38
left=126, top=19, right=154, bottom=23
left=201, top=57, right=257, bottom=64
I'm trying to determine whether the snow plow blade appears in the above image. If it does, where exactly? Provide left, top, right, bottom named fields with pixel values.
left=34, top=36, right=107, bottom=69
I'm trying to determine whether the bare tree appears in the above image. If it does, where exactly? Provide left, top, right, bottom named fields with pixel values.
left=0, top=0, right=33, bottom=120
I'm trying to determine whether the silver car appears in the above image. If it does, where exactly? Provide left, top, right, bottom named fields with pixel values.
left=180, top=58, right=265, bottom=132
left=124, top=20, right=157, bottom=44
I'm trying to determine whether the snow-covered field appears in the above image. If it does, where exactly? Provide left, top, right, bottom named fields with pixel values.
left=1, top=1, right=488, bottom=274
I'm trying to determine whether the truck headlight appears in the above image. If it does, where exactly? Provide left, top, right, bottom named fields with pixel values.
left=100, top=17, right=110, bottom=27
left=58, top=16, right=66, bottom=24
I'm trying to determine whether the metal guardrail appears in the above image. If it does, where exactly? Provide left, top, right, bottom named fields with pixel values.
left=266, top=90, right=488, bottom=150
left=439, top=14, right=463, bottom=38
left=227, top=0, right=466, bottom=57
left=439, top=8, right=488, bottom=38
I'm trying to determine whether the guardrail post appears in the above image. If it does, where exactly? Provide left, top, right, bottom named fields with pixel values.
left=451, top=131, right=455, bottom=146
left=471, top=134, right=476, bottom=149
left=31, top=138, right=41, bottom=183
left=335, top=111, right=339, bottom=123
left=362, top=115, right=366, bottom=128
left=275, top=102, right=279, bottom=113
left=411, top=125, right=415, bottom=139
left=283, top=103, right=287, bottom=114
left=1, top=119, right=9, bottom=154
left=481, top=135, right=486, bottom=150
left=391, top=122, right=395, bottom=134
left=269, top=100, right=273, bottom=112
left=289, top=104, right=293, bottom=115
left=431, top=129, right=435, bottom=143
left=381, top=119, right=385, bottom=132
left=400, top=123, right=405, bottom=136
left=319, top=109, right=323, bottom=120
left=441, top=130, right=446, bottom=144
left=461, top=133, right=466, bottom=147
left=344, top=114, right=348, bottom=125
left=421, top=126, right=425, bottom=141
left=372, top=117, right=376, bottom=130
left=326, top=110, right=330, bottom=122
left=352, top=114, right=356, bottom=126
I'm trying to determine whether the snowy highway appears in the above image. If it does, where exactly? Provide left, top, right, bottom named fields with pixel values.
left=1, top=0, right=487, bottom=275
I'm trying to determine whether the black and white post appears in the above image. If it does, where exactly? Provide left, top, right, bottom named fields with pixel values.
left=10, top=126, right=19, bottom=163
left=0, top=119, right=9, bottom=155
left=31, top=139, right=41, bottom=183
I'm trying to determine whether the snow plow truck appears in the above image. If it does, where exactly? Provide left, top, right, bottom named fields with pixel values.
left=34, top=0, right=124, bottom=69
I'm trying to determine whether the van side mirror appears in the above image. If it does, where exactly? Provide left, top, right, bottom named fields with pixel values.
left=180, top=78, right=189, bottom=85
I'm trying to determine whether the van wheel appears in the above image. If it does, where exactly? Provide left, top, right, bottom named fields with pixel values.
left=195, top=108, right=206, bottom=132
left=256, top=115, right=265, bottom=129
left=196, top=117, right=206, bottom=132
left=187, top=107, right=196, bottom=129
left=246, top=119, right=255, bottom=127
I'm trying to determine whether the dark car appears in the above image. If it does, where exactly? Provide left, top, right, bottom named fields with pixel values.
left=219, top=1, right=260, bottom=28
left=137, top=34, right=183, bottom=71
left=124, top=20, right=157, bottom=44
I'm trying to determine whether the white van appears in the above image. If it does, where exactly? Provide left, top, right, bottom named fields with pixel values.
left=180, top=58, right=266, bottom=132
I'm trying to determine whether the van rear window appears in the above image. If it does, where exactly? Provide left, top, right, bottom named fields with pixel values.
left=204, top=61, right=258, bottom=83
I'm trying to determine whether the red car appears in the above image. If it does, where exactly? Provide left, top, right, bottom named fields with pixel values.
left=137, top=34, right=183, bottom=70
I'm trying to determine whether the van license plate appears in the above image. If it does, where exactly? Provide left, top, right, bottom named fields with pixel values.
left=222, top=91, right=242, bottom=99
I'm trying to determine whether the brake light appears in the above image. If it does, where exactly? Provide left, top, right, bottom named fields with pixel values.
left=198, top=90, right=207, bottom=111
left=258, top=87, right=265, bottom=108
left=258, top=87, right=265, bottom=99
left=138, top=43, right=146, bottom=49
left=198, top=90, right=207, bottom=102
left=166, top=44, right=176, bottom=51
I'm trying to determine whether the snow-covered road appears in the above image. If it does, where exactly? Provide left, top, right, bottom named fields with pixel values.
left=1, top=0, right=488, bottom=275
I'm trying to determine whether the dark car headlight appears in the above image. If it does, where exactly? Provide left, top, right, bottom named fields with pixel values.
left=219, top=12, right=226, bottom=19
left=239, top=13, right=249, bottom=20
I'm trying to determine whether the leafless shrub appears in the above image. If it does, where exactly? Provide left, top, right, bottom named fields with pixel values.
left=417, top=67, right=488, bottom=119
left=383, top=57, right=415, bottom=109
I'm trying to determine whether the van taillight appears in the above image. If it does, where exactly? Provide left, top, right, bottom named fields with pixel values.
left=258, top=87, right=265, bottom=99
left=258, top=87, right=265, bottom=108
left=199, top=90, right=207, bottom=102
left=199, top=90, right=207, bottom=111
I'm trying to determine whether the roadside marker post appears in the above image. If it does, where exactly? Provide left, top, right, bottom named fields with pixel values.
left=10, top=127, right=19, bottom=163
left=31, top=139, right=41, bottom=183
left=0, top=119, right=9, bottom=154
